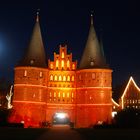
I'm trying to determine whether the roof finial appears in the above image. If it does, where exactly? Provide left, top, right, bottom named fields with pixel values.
left=91, top=11, right=94, bottom=25
left=36, top=9, right=40, bottom=22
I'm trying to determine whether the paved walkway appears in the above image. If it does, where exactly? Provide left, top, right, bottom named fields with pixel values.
left=38, top=125, right=84, bottom=140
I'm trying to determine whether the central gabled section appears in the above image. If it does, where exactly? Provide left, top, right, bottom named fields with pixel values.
left=46, top=44, right=77, bottom=123
left=48, top=45, right=77, bottom=103
left=47, top=45, right=77, bottom=103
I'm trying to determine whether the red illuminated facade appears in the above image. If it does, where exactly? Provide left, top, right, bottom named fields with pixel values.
left=9, top=14, right=113, bottom=128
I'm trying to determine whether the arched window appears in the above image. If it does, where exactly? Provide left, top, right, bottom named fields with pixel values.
left=58, top=92, right=61, bottom=97
left=24, top=70, right=27, bottom=77
left=61, top=60, right=64, bottom=68
left=54, top=92, right=56, bottom=97
left=50, top=63, right=53, bottom=69
left=50, top=92, right=52, bottom=97
left=50, top=75, right=53, bottom=81
left=39, top=72, right=43, bottom=77
left=72, top=76, right=74, bottom=81
left=67, top=93, right=69, bottom=98
left=56, top=60, right=59, bottom=68
left=67, top=60, right=70, bottom=68
left=79, top=75, right=81, bottom=80
left=92, top=73, right=95, bottom=79
left=72, top=64, right=75, bottom=70
left=63, top=92, right=65, bottom=97
left=54, top=75, right=57, bottom=81
left=63, top=76, right=66, bottom=81
left=67, top=75, right=70, bottom=81
left=62, top=51, right=64, bottom=58
left=59, top=75, right=62, bottom=81
left=72, top=93, right=74, bottom=98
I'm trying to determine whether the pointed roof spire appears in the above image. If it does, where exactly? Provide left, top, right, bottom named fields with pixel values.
left=18, top=12, right=47, bottom=68
left=79, top=14, right=108, bottom=69
left=90, top=10, right=94, bottom=25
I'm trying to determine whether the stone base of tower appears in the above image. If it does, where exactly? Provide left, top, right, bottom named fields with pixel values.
left=8, top=102, right=46, bottom=128
left=75, top=105, right=112, bottom=128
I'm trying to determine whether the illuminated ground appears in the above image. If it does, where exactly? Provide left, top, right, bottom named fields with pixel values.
left=0, top=126, right=140, bottom=140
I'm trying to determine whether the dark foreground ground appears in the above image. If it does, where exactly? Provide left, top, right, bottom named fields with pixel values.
left=0, top=125, right=140, bottom=140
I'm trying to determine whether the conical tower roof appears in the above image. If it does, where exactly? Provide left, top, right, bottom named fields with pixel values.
left=18, top=13, right=47, bottom=68
left=79, top=15, right=108, bottom=69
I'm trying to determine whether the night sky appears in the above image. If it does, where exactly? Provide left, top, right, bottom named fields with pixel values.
left=0, top=0, right=140, bottom=88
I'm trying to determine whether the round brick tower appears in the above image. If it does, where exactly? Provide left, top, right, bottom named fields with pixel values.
left=76, top=15, right=112, bottom=128
left=9, top=13, right=48, bottom=127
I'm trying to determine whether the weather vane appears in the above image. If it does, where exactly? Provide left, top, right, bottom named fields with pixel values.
left=36, top=9, right=40, bottom=22
left=90, top=10, right=94, bottom=25
left=91, top=10, right=94, bottom=16
left=37, top=8, right=40, bottom=15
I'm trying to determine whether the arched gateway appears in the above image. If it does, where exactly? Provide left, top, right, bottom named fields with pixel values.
left=52, top=112, right=70, bottom=125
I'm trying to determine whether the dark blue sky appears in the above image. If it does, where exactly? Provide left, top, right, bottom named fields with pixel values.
left=0, top=0, right=140, bottom=87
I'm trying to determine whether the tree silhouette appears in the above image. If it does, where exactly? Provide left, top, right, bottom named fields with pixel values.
left=114, top=108, right=140, bottom=128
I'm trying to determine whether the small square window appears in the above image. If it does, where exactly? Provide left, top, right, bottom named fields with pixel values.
left=24, top=70, right=27, bottom=77
left=92, top=73, right=95, bottom=79
left=39, top=72, right=43, bottom=77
